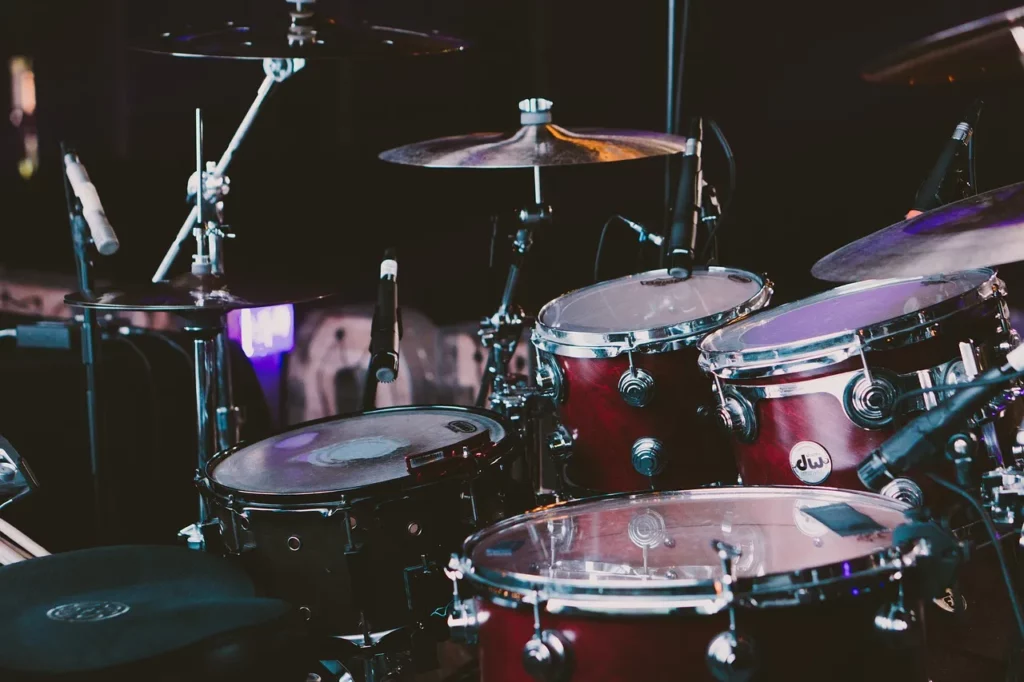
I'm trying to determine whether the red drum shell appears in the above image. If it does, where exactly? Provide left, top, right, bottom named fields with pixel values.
left=556, top=348, right=734, bottom=493
left=475, top=594, right=926, bottom=682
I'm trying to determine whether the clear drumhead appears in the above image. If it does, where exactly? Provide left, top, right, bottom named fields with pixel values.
left=700, top=269, right=998, bottom=377
left=208, top=406, right=507, bottom=496
left=463, top=487, right=907, bottom=598
left=532, top=267, right=770, bottom=357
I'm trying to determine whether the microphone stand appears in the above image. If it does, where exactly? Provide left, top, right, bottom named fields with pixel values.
left=60, top=141, right=105, bottom=539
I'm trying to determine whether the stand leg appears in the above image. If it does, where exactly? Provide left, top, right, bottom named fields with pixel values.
left=81, top=308, right=104, bottom=537
left=214, top=325, right=239, bottom=450
left=192, top=333, right=216, bottom=523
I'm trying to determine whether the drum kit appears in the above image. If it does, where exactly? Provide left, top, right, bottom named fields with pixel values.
left=10, top=3, right=1024, bottom=681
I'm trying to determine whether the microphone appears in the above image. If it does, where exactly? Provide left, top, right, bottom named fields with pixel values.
left=665, top=118, right=703, bottom=279
left=909, top=99, right=983, bottom=216
left=618, top=216, right=664, bottom=247
left=858, top=343, right=1024, bottom=490
left=63, top=152, right=119, bottom=256
left=369, top=248, right=400, bottom=384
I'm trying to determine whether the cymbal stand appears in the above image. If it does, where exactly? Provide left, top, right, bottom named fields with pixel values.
left=476, top=166, right=551, bottom=407
left=151, top=57, right=305, bottom=284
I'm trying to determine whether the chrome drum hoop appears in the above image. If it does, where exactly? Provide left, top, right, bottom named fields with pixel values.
left=532, top=267, right=773, bottom=359
left=699, top=269, right=1005, bottom=381
left=454, top=487, right=912, bottom=616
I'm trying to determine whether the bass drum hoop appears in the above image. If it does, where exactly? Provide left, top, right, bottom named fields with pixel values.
left=457, top=486, right=910, bottom=616
left=699, top=269, right=1003, bottom=380
left=201, top=404, right=519, bottom=509
left=532, top=267, right=772, bottom=359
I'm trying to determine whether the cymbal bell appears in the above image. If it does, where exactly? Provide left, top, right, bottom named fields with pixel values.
left=134, top=17, right=467, bottom=61
left=64, top=271, right=334, bottom=313
left=811, top=180, right=1024, bottom=282
left=379, top=98, right=690, bottom=169
left=864, top=6, right=1024, bottom=85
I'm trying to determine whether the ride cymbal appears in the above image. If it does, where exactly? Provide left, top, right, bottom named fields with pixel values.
left=379, top=98, right=690, bottom=169
left=65, top=272, right=334, bottom=313
left=812, top=180, right=1024, bottom=282
left=864, top=6, right=1024, bottom=85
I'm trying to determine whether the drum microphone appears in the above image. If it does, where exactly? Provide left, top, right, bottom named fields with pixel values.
left=369, top=248, right=400, bottom=383
left=665, top=118, right=703, bottom=279
left=908, top=99, right=983, bottom=217
left=63, top=152, right=120, bottom=256
left=858, top=343, right=1024, bottom=491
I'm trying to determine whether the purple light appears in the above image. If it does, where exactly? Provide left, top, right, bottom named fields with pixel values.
left=227, top=304, right=295, bottom=358
left=851, top=588, right=860, bottom=596
left=842, top=561, right=851, bottom=577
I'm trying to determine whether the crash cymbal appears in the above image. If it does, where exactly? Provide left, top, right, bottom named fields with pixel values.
left=864, top=6, right=1024, bottom=85
left=379, top=98, right=690, bottom=168
left=64, top=271, right=334, bottom=313
left=134, top=13, right=467, bottom=60
left=811, top=180, right=1024, bottom=282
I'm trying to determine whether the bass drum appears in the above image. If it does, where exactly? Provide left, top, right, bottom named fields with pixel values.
left=201, top=405, right=530, bottom=646
left=449, top=486, right=931, bottom=682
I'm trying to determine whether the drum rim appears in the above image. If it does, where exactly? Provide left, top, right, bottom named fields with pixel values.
left=531, top=266, right=773, bottom=358
left=699, top=269, right=1002, bottom=380
left=200, top=404, right=518, bottom=506
left=455, top=485, right=910, bottom=615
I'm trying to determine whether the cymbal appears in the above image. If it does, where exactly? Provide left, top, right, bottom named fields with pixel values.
left=64, top=272, right=334, bottom=313
left=134, top=19, right=467, bottom=61
left=864, top=6, right=1024, bottom=85
left=379, top=98, right=690, bottom=168
left=811, top=181, right=1024, bottom=282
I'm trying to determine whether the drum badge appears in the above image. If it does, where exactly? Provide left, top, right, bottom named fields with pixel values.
left=46, top=601, right=130, bottom=622
left=789, top=441, right=832, bottom=485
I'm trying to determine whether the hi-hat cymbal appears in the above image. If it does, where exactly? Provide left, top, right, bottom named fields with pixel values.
left=379, top=98, right=690, bottom=169
left=864, top=6, right=1024, bottom=85
left=65, top=272, right=334, bottom=313
left=811, top=180, right=1024, bottom=282
left=134, top=19, right=467, bottom=61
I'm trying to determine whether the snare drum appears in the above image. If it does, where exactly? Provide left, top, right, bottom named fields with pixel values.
left=201, top=405, right=527, bottom=642
left=447, top=487, right=928, bottom=682
left=532, top=267, right=772, bottom=494
left=699, top=270, right=1016, bottom=500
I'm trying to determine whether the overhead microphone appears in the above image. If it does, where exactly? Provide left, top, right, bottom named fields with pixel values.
left=907, top=99, right=983, bottom=218
left=858, top=343, right=1024, bottom=491
left=369, top=248, right=400, bottom=384
left=665, top=117, right=703, bottom=279
left=63, top=152, right=120, bottom=256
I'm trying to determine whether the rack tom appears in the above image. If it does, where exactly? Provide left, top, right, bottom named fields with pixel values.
left=699, top=269, right=1017, bottom=502
left=201, top=405, right=527, bottom=643
left=446, top=486, right=930, bottom=682
left=532, top=267, right=772, bottom=493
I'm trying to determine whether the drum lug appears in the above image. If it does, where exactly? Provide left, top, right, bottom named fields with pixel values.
left=522, top=593, right=572, bottom=682
left=444, top=556, right=484, bottom=645
left=618, top=348, right=655, bottom=407
left=713, top=387, right=757, bottom=443
left=631, top=437, right=667, bottom=477
left=546, top=424, right=574, bottom=463
left=843, top=369, right=899, bottom=429
left=535, top=351, right=564, bottom=403
left=706, top=540, right=758, bottom=682
left=873, top=583, right=920, bottom=647
left=879, top=478, right=925, bottom=507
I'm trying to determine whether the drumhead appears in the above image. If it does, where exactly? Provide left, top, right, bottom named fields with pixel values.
left=459, top=487, right=908, bottom=610
left=700, top=269, right=1000, bottom=378
left=207, top=406, right=509, bottom=498
left=532, top=267, right=771, bottom=358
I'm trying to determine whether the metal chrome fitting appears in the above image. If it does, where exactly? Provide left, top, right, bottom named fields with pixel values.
left=631, top=437, right=666, bottom=477
left=618, top=368, right=655, bottom=407
left=547, top=425, right=574, bottom=462
left=879, top=478, right=924, bottom=507
left=843, top=369, right=899, bottom=429
left=522, top=630, right=572, bottom=682
left=714, top=389, right=757, bottom=443
left=535, top=353, right=564, bottom=403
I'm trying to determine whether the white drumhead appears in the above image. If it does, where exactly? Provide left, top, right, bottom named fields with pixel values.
left=465, top=487, right=907, bottom=592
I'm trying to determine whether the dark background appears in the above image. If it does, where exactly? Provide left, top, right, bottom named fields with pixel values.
left=4, top=1, right=1024, bottom=548
left=6, top=0, right=1024, bottom=320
